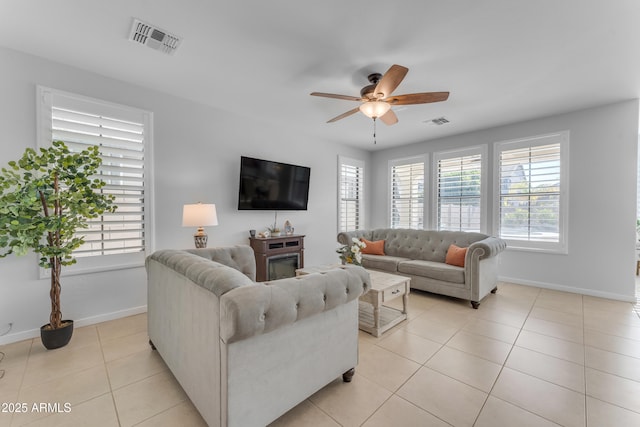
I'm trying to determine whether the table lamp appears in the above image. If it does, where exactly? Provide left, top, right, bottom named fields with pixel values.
left=182, top=203, right=218, bottom=248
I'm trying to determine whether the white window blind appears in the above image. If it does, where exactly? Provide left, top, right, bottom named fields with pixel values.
left=38, top=86, right=152, bottom=272
left=390, top=159, right=425, bottom=229
left=338, top=157, right=364, bottom=232
left=52, top=108, right=146, bottom=256
left=495, top=132, right=568, bottom=252
left=436, top=151, right=483, bottom=232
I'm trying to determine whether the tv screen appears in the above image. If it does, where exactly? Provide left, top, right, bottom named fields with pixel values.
left=238, top=156, right=310, bottom=210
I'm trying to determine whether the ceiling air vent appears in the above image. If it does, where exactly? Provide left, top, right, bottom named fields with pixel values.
left=425, top=116, right=450, bottom=126
left=128, top=18, right=181, bottom=55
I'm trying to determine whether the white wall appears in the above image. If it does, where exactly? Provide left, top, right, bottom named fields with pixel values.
left=370, top=100, right=639, bottom=301
left=0, top=47, right=369, bottom=344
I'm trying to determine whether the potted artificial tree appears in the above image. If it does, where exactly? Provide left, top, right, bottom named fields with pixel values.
left=0, top=141, right=116, bottom=349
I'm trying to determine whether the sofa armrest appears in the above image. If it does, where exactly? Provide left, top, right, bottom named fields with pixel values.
left=185, top=245, right=256, bottom=282
left=466, top=236, right=506, bottom=262
left=465, top=237, right=505, bottom=302
left=220, top=265, right=370, bottom=343
left=146, top=249, right=255, bottom=297
left=465, top=236, right=506, bottom=286
left=337, top=230, right=373, bottom=245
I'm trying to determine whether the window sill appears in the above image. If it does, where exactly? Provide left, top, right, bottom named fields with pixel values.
left=38, top=252, right=146, bottom=279
left=504, top=244, right=568, bottom=256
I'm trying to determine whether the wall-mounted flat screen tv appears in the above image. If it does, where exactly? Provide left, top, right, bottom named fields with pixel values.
left=238, top=156, right=310, bottom=210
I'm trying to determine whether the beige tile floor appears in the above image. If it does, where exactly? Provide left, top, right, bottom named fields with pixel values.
left=1, top=281, right=639, bottom=427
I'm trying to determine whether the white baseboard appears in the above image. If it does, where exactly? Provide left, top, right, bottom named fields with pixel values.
left=499, top=276, right=637, bottom=303
left=0, top=328, right=39, bottom=346
left=73, top=305, right=148, bottom=328
left=0, top=305, right=147, bottom=346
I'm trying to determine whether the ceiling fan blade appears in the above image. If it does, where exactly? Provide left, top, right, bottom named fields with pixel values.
left=379, top=109, right=398, bottom=126
left=327, top=107, right=360, bottom=123
left=374, top=64, right=408, bottom=98
left=310, top=92, right=362, bottom=102
left=384, top=92, right=450, bottom=105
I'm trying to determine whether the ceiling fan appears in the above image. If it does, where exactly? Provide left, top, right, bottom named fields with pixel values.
left=310, top=64, right=449, bottom=126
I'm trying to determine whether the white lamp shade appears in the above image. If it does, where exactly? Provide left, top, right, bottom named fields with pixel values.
left=359, top=101, right=391, bottom=119
left=182, top=203, right=218, bottom=227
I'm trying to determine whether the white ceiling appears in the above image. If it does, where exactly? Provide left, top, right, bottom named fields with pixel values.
left=1, top=0, right=639, bottom=151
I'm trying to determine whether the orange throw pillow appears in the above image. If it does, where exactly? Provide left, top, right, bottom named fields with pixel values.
left=360, top=238, right=385, bottom=255
left=445, top=244, right=467, bottom=267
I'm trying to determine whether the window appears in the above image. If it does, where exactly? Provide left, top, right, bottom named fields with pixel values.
left=338, top=156, right=365, bottom=232
left=433, top=146, right=486, bottom=232
left=37, top=86, right=153, bottom=273
left=390, top=157, right=425, bottom=229
left=494, top=131, right=568, bottom=252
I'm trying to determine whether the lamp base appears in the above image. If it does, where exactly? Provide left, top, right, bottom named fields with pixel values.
left=194, top=233, right=208, bottom=248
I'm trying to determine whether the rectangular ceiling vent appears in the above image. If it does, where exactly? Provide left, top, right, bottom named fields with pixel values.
left=129, top=18, right=181, bottom=55
left=425, top=116, right=450, bottom=126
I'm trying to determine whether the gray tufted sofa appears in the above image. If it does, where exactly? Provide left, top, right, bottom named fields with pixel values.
left=338, top=229, right=506, bottom=308
left=146, top=245, right=370, bottom=427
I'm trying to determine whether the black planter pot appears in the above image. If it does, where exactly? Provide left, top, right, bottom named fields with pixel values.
left=40, top=320, right=74, bottom=350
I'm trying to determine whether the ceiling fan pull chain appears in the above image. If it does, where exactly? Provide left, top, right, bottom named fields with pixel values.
left=373, top=117, right=377, bottom=144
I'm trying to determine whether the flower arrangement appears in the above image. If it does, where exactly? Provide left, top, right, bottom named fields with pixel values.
left=336, top=237, right=367, bottom=266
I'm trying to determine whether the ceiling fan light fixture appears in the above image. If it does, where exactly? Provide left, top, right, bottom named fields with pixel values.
left=359, top=101, right=391, bottom=119
left=311, top=64, right=449, bottom=125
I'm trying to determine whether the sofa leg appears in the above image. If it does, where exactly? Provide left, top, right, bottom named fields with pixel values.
left=342, top=368, right=355, bottom=383
left=470, top=301, right=480, bottom=309
left=491, top=286, right=498, bottom=294
left=149, top=340, right=157, bottom=350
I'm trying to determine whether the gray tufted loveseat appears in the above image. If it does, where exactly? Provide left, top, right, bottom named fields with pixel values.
left=338, top=229, right=506, bottom=308
left=146, top=245, right=370, bottom=427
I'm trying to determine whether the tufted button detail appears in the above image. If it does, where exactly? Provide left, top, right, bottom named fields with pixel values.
left=345, top=288, right=350, bottom=294
left=323, top=294, right=327, bottom=302
left=259, top=313, right=266, bottom=322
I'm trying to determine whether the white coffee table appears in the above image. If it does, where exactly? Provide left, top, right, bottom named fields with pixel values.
left=358, top=269, right=410, bottom=337
left=295, top=264, right=342, bottom=276
left=295, top=265, right=410, bottom=337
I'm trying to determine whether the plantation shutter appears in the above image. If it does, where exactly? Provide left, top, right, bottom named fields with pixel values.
left=390, top=160, right=424, bottom=229
left=50, top=100, right=146, bottom=257
left=498, top=141, right=561, bottom=242
left=437, top=153, right=482, bottom=232
left=338, top=158, right=364, bottom=232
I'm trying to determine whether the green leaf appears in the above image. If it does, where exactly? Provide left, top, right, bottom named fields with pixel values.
left=0, top=141, right=117, bottom=265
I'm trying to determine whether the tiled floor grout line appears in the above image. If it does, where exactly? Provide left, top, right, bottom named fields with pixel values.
left=9, top=339, right=35, bottom=427
left=380, top=294, right=566, bottom=426
left=356, top=306, right=447, bottom=427
left=580, top=286, right=640, bottom=419
left=356, top=304, right=479, bottom=427
left=391, top=309, right=471, bottom=427
left=357, top=393, right=392, bottom=427
left=129, top=400, right=186, bottom=427
left=306, top=397, right=343, bottom=427
left=95, top=324, right=124, bottom=427
left=470, top=287, right=548, bottom=427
